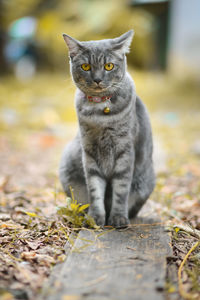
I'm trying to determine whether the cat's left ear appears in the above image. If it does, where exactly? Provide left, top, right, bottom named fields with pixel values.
left=112, top=30, right=134, bottom=54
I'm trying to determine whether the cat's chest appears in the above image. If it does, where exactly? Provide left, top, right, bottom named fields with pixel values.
left=89, top=128, right=116, bottom=174
left=81, top=125, right=132, bottom=176
left=84, top=127, right=116, bottom=154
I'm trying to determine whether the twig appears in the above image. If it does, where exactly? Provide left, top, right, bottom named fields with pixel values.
left=74, top=274, right=107, bottom=288
left=173, top=224, right=200, bottom=239
left=1, top=248, right=22, bottom=262
left=127, top=246, right=136, bottom=251
left=173, top=244, right=187, bottom=254
left=178, top=241, right=200, bottom=300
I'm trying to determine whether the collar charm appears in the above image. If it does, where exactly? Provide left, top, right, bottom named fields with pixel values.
left=103, top=107, right=110, bottom=114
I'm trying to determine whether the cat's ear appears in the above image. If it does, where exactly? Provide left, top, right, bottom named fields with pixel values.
left=112, top=30, right=134, bottom=54
left=63, top=34, right=83, bottom=58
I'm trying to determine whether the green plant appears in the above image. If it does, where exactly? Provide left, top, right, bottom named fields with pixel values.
left=56, top=187, right=100, bottom=229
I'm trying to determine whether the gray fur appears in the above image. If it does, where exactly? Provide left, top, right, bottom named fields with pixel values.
left=59, top=30, right=155, bottom=227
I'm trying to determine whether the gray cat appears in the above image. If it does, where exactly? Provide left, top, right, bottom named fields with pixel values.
left=59, top=30, right=155, bottom=227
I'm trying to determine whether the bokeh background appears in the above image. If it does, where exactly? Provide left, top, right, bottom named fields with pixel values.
left=0, top=0, right=200, bottom=201
left=1, top=1, right=200, bottom=297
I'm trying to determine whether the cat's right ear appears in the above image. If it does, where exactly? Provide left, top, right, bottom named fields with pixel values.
left=62, top=34, right=82, bottom=58
left=112, top=30, right=134, bottom=54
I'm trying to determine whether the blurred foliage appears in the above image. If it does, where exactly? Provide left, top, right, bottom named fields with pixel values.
left=0, top=70, right=200, bottom=135
left=0, top=73, right=76, bottom=133
left=1, top=0, right=157, bottom=71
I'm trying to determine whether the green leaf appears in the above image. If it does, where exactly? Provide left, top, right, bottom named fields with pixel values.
left=56, top=206, right=69, bottom=215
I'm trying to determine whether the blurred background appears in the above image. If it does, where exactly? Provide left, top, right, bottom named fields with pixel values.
left=1, top=2, right=200, bottom=297
left=0, top=0, right=200, bottom=193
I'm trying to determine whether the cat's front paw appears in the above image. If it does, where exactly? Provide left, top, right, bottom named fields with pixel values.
left=88, top=209, right=105, bottom=227
left=108, top=214, right=130, bottom=228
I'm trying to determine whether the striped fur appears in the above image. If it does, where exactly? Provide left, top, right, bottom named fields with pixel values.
left=59, top=31, right=155, bottom=227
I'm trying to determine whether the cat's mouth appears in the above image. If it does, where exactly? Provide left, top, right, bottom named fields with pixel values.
left=78, top=82, right=110, bottom=95
left=94, top=87, right=103, bottom=91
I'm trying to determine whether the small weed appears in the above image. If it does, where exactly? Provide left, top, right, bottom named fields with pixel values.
left=56, top=187, right=100, bottom=229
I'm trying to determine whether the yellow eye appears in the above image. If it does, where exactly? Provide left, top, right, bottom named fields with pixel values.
left=104, top=63, right=114, bottom=71
left=81, top=63, right=91, bottom=71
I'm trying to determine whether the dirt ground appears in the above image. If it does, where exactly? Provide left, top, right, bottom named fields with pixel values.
left=0, top=72, right=200, bottom=299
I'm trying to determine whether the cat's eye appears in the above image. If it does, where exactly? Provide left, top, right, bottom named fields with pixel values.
left=104, top=63, right=114, bottom=71
left=81, top=63, right=91, bottom=71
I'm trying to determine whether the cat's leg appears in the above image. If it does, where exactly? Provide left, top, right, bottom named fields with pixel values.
left=83, top=153, right=107, bottom=227
left=108, top=152, right=134, bottom=227
left=129, top=163, right=155, bottom=218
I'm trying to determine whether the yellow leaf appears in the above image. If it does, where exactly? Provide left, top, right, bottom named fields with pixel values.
left=174, top=227, right=180, bottom=233
left=70, top=203, right=80, bottom=211
left=0, top=291, right=14, bottom=300
left=25, top=212, right=38, bottom=218
left=62, top=295, right=80, bottom=300
left=168, top=285, right=176, bottom=293
left=78, top=204, right=90, bottom=212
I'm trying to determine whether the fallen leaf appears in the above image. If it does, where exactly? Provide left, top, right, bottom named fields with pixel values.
left=21, top=251, right=37, bottom=260
left=136, top=274, right=142, bottom=279
left=62, top=295, right=81, bottom=300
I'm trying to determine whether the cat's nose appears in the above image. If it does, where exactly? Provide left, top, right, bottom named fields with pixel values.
left=93, top=78, right=102, bottom=84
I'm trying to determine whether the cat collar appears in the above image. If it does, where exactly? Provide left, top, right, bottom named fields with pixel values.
left=87, top=95, right=111, bottom=103
left=86, top=95, right=111, bottom=114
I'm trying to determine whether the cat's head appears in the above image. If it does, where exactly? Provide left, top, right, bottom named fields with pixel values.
left=63, top=30, right=134, bottom=96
